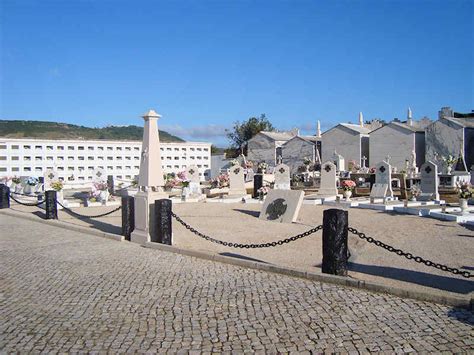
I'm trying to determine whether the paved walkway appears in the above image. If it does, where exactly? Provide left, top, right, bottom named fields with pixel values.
left=1, top=214, right=473, bottom=353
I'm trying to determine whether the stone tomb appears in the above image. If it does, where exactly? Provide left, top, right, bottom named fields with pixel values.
left=186, top=165, right=203, bottom=197
left=274, top=163, right=291, bottom=190
left=259, top=189, right=304, bottom=223
left=317, top=161, right=338, bottom=198
left=228, top=165, right=247, bottom=196
left=44, top=169, right=59, bottom=191
left=374, top=161, right=393, bottom=198
left=419, top=161, right=440, bottom=201
left=93, top=168, right=106, bottom=183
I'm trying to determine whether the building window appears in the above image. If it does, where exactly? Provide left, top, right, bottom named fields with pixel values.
left=197, top=148, right=202, bottom=151
left=11, top=145, right=19, bottom=149
left=88, top=157, right=94, bottom=160
left=107, top=166, right=113, bottom=170
left=98, top=166, right=104, bottom=169
left=0, top=145, right=6, bottom=150
left=78, top=176, right=85, bottom=181
left=125, top=175, right=131, bottom=179
left=46, top=146, right=53, bottom=150
left=0, top=167, right=6, bottom=172
left=174, top=165, right=179, bottom=168
left=107, top=147, right=113, bottom=151
left=47, top=156, right=53, bottom=161
left=98, top=146, right=104, bottom=151
left=0, top=156, right=6, bottom=160
left=125, top=147, right=131, bottom=151
left=116, top=166, right=122, bottom=170
left=116, top=157, right=122, bottom=160
left=181, top=148, right=186, bottom=151
left=204, top=148, right=208, bottom=152
left=116, top=175, right=122, bottom=179
left=204, top=165, right=209, bottom=168
left=88, top=146, right=94, bottom=151
left=107, top=157, right=113, bottom=160
left=116, top=147, right=122, bottom=151
left=166, top=148, right=172, bottom=151
left=134, top=156, right=139, bottom=160
left=174, top=148, right=179, bottom=151
left=35, top=145, right=42, bottom=150
left=68, top=156, right=75, bottom=160
left=24, top=167, right=31, bottom=171
left=35, top=156, right=42, bottom=161
left=68, top=167, right=74, bottom=171
left=125, top=156, right=131, bottom=160
left=134, top=166, right=139, bottom=169
left=78, top=156, right=85, bottom=161
left=12, top=167, right=19, bottom=172
left=190, top=148, right=195, bottom=151
left=78, top=167, right=85, bottom=172
left=125, top=166, right=131, bottom=170
left=57, top=146, right=64, bottom=150
left=134, top=147, right=139, bottom=151
left=24, top=156, right=31, bottom=161
left=58, top=156, right=64, bottom=161
left=88, top=166, right=94, bottom=170
left=98, top=156, right=104, bottom=160
left=78, top=146, right=84, bottom=150
left=24, top=145, right=31, bottom=149
left=174, top=157, right=179, bottom=160
left=11, top=156, right=19, bottom=161
left=35, top=167, right=43, bottom=172
left=68, top=146, right=74, bottom=150
left=58, top=167, right=64, bottom=171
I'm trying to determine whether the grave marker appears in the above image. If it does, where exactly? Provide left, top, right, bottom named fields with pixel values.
left=228, top=165, right=247, bottom=196
left=419, top=161, right=439, bottom=201
left=259, top=190, right=304, bottom=223
left=317, top=161, right=338, bottom=197
left=186, top=165, right=202, bottom=197
left=274, top=163, right=291, bottom=190
left=374, top=161, right=393, bottom=198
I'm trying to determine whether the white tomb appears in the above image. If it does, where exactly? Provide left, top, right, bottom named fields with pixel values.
left=332, top=151, right=345, bottom=172
left=317, top=161, right=338, bottom=197
left=228, top=165, right=247, bottom=197
left=130, top=109, right=169, bottom=245
left=419, top=161, right=440, bottom=201
left=373, top=161, right=393, bottom=198
left=274, top=163, right=291, bottom=190
left=44, top=169, right=59, bottom=191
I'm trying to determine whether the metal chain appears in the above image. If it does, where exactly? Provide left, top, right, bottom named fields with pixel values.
left=115, top=184, right=135, bottom=191
left=171, top=212, right=322, bottom=248
left=11, top=191, right=43, bottom=197
left=10, top=194, right=45, bottom=207
left=348, top=226, right=472, bottom=278
left=57, top=201, right=121, bottom=219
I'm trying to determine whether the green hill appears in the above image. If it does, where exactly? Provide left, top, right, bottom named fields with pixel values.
left=0, top=120, right=184, bottom=142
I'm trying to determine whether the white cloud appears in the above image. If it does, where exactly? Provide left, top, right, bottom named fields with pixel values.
left=160, top=124, right=229, bottom=140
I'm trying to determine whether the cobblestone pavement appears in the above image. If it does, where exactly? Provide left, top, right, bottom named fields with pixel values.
left=1, top=215, right=473, bottom=353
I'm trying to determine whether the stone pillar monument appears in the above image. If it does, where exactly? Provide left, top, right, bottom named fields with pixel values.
left=131, top=109, right=169, bottom=244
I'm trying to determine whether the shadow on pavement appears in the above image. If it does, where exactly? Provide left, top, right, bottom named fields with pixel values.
left=219, top=252, right=268, bottom=264
left=59, top=210, right=122, bottom=235
left=233, top=209, right=260, bottom=218
left=447, top=308, right=474, bottom=326
left=347, top=262, right=474, bottom=294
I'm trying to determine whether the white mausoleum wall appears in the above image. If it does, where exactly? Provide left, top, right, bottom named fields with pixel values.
left=321, top=127, right=361, bottom=170
left=247, top=134, right=278, bottom=165
left=425, top=120, right=464, bottom=164
left=282, top=138, right=315, bottom=174
left=370, top=124, right=415, bottom=170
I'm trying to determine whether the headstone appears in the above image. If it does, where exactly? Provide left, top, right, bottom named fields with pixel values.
left=274, top=163, right=290, bottom=190
left=370, top=183, right=388, bottom=199
left=44, top=169, right=58, bottom=191
left=245, top=168, right=254, bottom=182
left=419, top=161, right=439, bottom=201
left=374, top=161, right=393, bottom=198
left=93, top=168, right=106, bottom=182
left=228, top=165, right=247, bottom=196
left=332, top=151, right=345, bottom=171
left=259, top=190, right=304, bottom=224
left=317, top=161, right=338, bottom=197
left=186, top=165, right=202, bottom=196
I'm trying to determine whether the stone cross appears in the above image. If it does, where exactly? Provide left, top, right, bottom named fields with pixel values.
left=361, top=156, right=367, bottom=168
left=385, top=155, right=391, bottom=165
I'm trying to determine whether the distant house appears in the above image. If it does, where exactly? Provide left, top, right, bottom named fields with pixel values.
left=247, top=130, right=298, bottom=166
left=321, top=123, right=371, bottom=170
left=281, top=135, right=321, bottom=174
left=370, top=122, right=426, bottom=171
left=425, top=107, right=474, bottom=171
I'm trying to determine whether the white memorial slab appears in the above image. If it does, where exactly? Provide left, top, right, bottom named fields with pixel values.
left=332, top=151, right=345, bottom=171
left=93, top=168, right=106, bottom=182
left=228, top=165, right=247, bottom=196
left=44, top=169, right=58, bottom=191
left=131, top=109, right=168, bottom=245
left=186, top=165, right=202, bottom=197
left=374, top=161, right=393, bottom=198
left=259, top=190, right=304, bottom=223
left=317, top=161, right=338, bottom=197
left=274, top=164, right=291, bottom=190
left=419, top=161, right=440, bottom=201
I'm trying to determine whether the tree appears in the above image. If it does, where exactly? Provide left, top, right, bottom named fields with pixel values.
left=226, top=114, right=275, bottom=155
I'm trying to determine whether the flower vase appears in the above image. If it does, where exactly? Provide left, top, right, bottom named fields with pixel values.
left=459, top=199, right=468, bottom=214
left=181, top=186, right=190, bottom=201
left=56, top=190, right=64, bottom=204
left=447, top=166, right=452, bottom=175
left=24, top=185, right=32, bottom=195
left=343, top=190, right=352, bottom=201
left=15, top=184, right=22, bottom=194
left=99, top=190, right=109, bottom=203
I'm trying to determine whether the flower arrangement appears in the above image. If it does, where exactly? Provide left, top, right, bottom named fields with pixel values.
left=245, top=160, right=254, bottom=169
left=165, top=178, right=180, bottom=189
left=257, top=186, right=270, bottom=195
left=368, top=167, right=376, bottom=174
left=303, top=157, right=312, bottom=166
left=441, top=154, right=458, bottom=166
left=51, top=181, right=64, bottom=191
left=340, top=180, right=356, bottom=191
left=348, top=160, right=361, bottom=172
left=93, top=181, right=108, bottom=191
left=230, top=159, right=240, bottom=167
left=257, top=162, right=268, bottom=173
left=210, top=173, right=230, bottom=188
left=177, top=171, right=187, bottom=181
left=0, top=176, right=12, bottom=184
left=456, top=182, right=473, bottom=199
left=26, top=176, right=39, bottom=186
left=410, top=184, right=422, bottom=198
left=131, top=178, right=138, bottom=187
left=12, top=176, right=21, bottom=184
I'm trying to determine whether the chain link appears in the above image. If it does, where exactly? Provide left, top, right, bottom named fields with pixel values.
left=348, top=227, right=472, bottom=278
left=171, top=212, right=322, bottom=248
left=10, top=194, right=45, bottom=207
left=57, top=201, right=121, bottom=219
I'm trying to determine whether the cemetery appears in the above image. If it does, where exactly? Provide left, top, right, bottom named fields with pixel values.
left=1, top=108, right=473, bottom=307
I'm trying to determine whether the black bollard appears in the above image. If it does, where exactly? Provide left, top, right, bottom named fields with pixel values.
left=322, top=208, right=348, bottom=276
left=0, top=184, right=10, bottom=209
left=153, top=199, right=172, bottom=245
left=107, top=175, right=114, bottom=195
left=121, top=196, right=135, bottom=241
left=253, top=174, right=263, bottom=198
left=45, top=190, right=58, bottom=220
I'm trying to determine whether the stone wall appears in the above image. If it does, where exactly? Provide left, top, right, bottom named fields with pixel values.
left=321, top=126, right=361, bottom=170
left=425, top=120, right=464, bottom=167
left=370, top=124, right=415, bottom=171
left=247, top=134, right=277, bottom=165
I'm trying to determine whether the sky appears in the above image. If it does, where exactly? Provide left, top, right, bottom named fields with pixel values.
left=1, top=0, right=472, bottom=146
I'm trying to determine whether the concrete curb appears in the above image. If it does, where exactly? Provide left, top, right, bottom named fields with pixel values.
left=1, top=208, right=471, bottom=310
left=0, top=209, right=124, bottom=242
